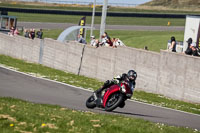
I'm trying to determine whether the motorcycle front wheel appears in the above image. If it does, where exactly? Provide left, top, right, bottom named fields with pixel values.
left=86, top=95, right=96, bottom=109
left=105, top=92, right=124, bottom=112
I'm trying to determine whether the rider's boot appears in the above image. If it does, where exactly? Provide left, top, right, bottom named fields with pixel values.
left=96, top=98, right=103, bottom=107
left=94, top=88, right=103, bottom=107
left=94, top=88, right=103, bottom=98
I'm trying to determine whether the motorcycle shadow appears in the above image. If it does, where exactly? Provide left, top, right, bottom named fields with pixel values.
left=112, top=110, right=163, bottom=119
left=91, top=108, right=163, bottom=119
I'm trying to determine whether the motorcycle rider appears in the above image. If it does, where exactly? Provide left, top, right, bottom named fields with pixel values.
left=94, top=70, right=137, bottom=107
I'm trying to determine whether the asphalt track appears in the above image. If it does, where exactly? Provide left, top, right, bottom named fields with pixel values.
left=17, top=22, right=185, bottom=31
left=0, top=66, right=200, bottom=130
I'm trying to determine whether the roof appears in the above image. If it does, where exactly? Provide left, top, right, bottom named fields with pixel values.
left=57, top=26, right=91, bottom=43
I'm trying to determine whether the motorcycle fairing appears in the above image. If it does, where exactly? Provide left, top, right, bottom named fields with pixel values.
left=102, top=84, right=120, bottom=107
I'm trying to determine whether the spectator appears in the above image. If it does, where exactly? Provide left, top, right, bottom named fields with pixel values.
left=104, top=32, right=110, bottom=41
left=112, top=38, right=125, bottom=47
left=106, top=38, right=113, bottom=47
left=77, top=34, right=87, bottom=44
left=144, top=46, right=148, bottom=51
left=90, top=36, right=96, bottom=46
left=90, top=36, right=99, bottom=47
left=99, top=35, right=106, bottom=46
left=185, top=38, right=198, bottom=56
left=168, top=36, right=176, bottom=52
left=36, top=29, right=43, bottom=39
left=99, top=32, right=111, bottom=46
left=14, top=28, right=19, bottom=35
left=111, top=38, right=117, bottom=48
left=29, top=29, right=35, bottom=39
left=8, top=26, right=14, bottom=36
left=24, top=29, right=29, bottom=38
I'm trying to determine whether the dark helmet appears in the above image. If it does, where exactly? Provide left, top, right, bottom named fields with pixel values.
left=187, top=38, right=193, bottom=45
left=127, top=70, right=137, bottom=81
left=171, top=36, right=176, bottom=42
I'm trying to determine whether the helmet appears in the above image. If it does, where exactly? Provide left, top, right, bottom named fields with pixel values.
left=171, top=36, right=176, bottom=42
left=187, top=38, right=193, bottom=45
left=127, top=70, right=137, bottom=81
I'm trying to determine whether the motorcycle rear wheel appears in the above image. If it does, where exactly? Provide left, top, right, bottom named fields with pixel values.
left=86, top=95, right=96, bottom=109
left=105, top=92, right=124, bottom=112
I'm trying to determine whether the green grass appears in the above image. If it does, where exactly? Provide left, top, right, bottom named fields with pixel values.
left=43, top=29, right=184, bottom=52
left=133, top=91, right=200, bottom=115
left=8, top=12, right=186, bottom=26
left=1, top=97, right=199, bottom=133
left=0, top=54, right=200, bottom=115
left=0, top=55, right=102, bottom=90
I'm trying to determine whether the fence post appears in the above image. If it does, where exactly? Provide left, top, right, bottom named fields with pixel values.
left=39, top=39, right=44, bottom=64
left=78, top=44, right=86, bottom=75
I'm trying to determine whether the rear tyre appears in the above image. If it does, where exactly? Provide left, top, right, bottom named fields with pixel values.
left=86, top=95, right=96, bottom=109
left=105, top=92, right=124, bottom=112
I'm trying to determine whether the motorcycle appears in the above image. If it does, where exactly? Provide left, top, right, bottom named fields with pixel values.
left=86, top=81, right=133, bottom=112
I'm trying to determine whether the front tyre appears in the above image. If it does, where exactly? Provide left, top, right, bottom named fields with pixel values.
left=105, top=92, right=124, bottom=112
left=86, top=95, right=96, bottom=109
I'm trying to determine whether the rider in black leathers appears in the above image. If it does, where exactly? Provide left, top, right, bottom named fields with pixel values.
left=94, top=70, right=137, bottom=107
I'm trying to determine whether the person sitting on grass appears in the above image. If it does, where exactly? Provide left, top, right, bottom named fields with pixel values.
left=8, top=27, right=15, bottom=36
left=14, top=28, right=19, bottom=36
left=185, top=38, right=198, bottom=56
left=90, top=36, right=100, bottom=48
left=112, top=38, right=126, bottom=48
left=99, top=32, right=112, bottom=47
left=77, top=34, right=87, bottom=44
left=29, top=29, right=35, bottom=40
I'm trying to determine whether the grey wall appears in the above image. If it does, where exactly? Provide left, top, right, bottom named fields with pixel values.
left=0, top=33, right=41, bottom=63
left=0, top=33, right=200, bottom=103
left=158, top=51, right=200, bottom=103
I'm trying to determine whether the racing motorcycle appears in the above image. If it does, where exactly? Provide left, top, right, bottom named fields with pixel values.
left=86, top=81, right=133, bottom=112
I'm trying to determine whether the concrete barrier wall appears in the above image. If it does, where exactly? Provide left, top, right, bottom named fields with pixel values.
left=158, top=51, right=200, bottom=102
left=0, top=33, right=41, bottom=63
left=0, top=33, right=200, bottom=103
left=80, top=46, right=160, bottom=94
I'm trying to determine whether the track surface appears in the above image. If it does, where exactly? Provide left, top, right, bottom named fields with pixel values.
left=0, top=66, right=200, bottom=130
left=18, top=22, right=185, bottom=31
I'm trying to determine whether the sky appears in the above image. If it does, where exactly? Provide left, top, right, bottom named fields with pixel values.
left=38, top=0, right=152, bottom=5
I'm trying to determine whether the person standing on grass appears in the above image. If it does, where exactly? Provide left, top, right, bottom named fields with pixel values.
left=168, top=36, right=176, bottom=52
left=36, top=29, right=43, bottom=39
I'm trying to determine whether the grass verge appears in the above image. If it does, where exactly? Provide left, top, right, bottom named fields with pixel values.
left=0, top=97, right=199, bottom=133
left=0, top=54, right=200, bottom=115
left=8, top=12, right=186, bottom=26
